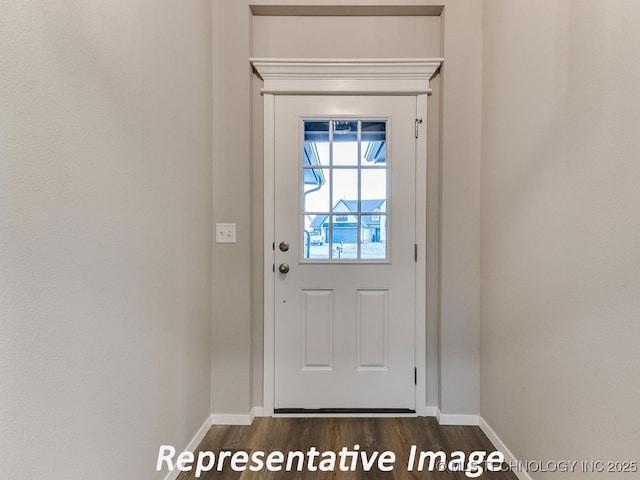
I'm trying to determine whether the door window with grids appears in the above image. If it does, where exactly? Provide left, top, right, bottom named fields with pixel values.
left=302, top=119, right=388, bottom=261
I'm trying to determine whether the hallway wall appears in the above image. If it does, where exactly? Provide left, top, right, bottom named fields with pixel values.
left=0, top=1, right=213, bottom=478
left=481, top=0, right=640, bottom=473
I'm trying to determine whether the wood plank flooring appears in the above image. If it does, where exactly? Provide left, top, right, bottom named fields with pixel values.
left=175, top=417, right=517, bottom=480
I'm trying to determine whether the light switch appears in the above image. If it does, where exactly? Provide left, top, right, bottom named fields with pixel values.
left=216, top=223, right=236, bottom=244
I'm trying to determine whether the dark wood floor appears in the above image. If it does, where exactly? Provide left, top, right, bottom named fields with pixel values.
left=175, top=417, right=518, bottom=480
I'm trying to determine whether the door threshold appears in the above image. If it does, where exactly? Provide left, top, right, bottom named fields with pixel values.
left=274, top=408, right=416, bottom=415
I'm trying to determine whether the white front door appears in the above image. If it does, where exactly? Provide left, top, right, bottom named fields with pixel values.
left=274, top=95, right=417, bottom=412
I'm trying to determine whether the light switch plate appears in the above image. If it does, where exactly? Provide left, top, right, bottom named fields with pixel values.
left=216, top=223, right=236, bottom=243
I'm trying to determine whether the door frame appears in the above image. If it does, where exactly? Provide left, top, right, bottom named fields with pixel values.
left=251, top=58, right=442, bottom=416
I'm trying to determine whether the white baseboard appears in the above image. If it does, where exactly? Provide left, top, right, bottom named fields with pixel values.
left=253, top=406, right=266, bottom=417
left=212, top=408, right=257, bottom=425
left=163, top=415, right=213, bottom=480
left=479, top=417, right=532, bottom=480
left=424, top=406, right=438, bottom=417
left=436, top=408, right=479, bottom=426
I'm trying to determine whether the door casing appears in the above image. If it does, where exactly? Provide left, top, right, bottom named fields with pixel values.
left=251, top=58, right=442, bottom=417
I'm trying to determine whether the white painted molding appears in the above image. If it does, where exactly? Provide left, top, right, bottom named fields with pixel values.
left=480, top=417, right=532, bottom=480
left=424, top=406, right=438, bottom=417
left=414, top=93, right=428, bottom=419
left=436, top=408, right=480, bottom=426
left=250, top=58, right=443, bottom=95
left=253, top=406, right=266, bottom=417
left=262, top=92, right=276, bottom=417
left=212, top=409, right=256, bottom=426
left=163, top=415, right=213, bottom=480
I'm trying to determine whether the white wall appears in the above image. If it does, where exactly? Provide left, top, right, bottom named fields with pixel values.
left=210, top=0, right=255, bottom=417
left=481, top=0, right=640, bottom=472
left=436, top=0, right=483, bottom=418
left=0, top=1, right=212, bottom=478
left=252, top=15, right=441, bottom=58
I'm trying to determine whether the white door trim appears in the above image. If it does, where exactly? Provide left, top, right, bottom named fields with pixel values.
left=251, top=58, right=442, bottom=96
left=252, top=58, right=442, bottom=416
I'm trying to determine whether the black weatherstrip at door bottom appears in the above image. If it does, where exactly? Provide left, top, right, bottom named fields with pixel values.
left=274, top=408, right=416, bottom=414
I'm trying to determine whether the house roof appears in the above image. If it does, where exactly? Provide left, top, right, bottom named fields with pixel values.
left=310, top=214, right=329, bottom=228
left=339, top=199, right=385, bottom=212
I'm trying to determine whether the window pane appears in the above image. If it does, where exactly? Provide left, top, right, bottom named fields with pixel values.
left=303, top=215, right=329, bottom=259
left=332, top=120, right=358, bottom=138
left=301, top=118, right=389, bottom=262
left=361, top=169, right=387, bottom=212
left=304, top=122, right=330, bottom=166
left=332, top=120, right=358, bottom=166
left=331, top=213, right=358, bottom=260
left=361, top=121, right=386, bottom=141
left=361, top=214, right=387, bottom=260
left=304, top=168, right=330, bottom=212
left=332, top=169, right=358, bottom=212
left=361, top=121, right=386, bottom=165
left=304, top=120, right=330, bottom=142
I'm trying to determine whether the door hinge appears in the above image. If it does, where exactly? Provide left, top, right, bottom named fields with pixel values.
left=272, top=241, right=275, bottom=251
left=414, top=244, right=418, bottom=262
left=272, top=264, right=275, bottom=273
left=414, top=367, right=417, bottom=385
left=415, top=118, right=423, bottom=139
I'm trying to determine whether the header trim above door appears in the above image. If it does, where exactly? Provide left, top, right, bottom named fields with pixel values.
left=250, top=58, right=443, bottom=95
